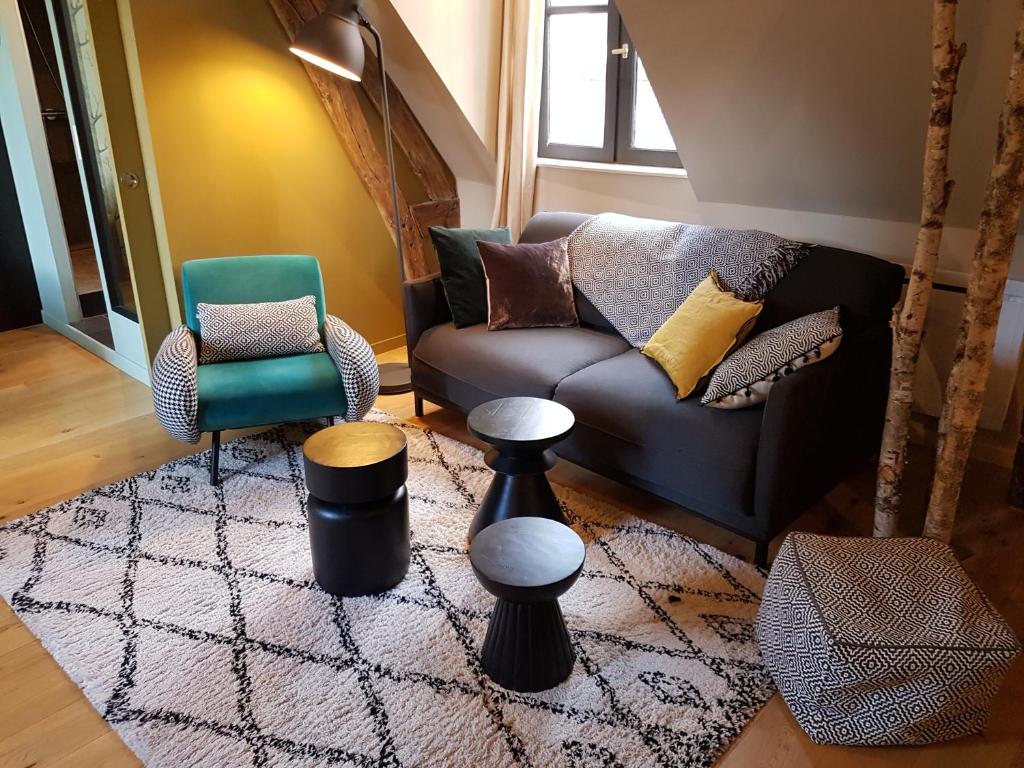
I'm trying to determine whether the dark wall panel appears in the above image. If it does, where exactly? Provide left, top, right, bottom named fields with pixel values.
left=0, top=123, right=42, bottom=331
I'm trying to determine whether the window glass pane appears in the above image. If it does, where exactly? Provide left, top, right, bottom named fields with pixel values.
left=632, top=57, right=676, bottom=152
left=546, top=12, right=607, bottom=148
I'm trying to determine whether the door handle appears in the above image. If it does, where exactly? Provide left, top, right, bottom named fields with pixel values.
left=120, top=172, right=140, bottom=189
left=611, top=43, right=629, bottom=59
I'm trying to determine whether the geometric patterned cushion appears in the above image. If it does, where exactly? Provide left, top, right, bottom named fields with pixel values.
left=323, top=314, right=379, bottom=422
left=757, top=533, right=1021, bottom=745
left=196, top=295, right=325, bottom=364
left=151, top=325, right=200, bottom=444
left=702, top=307, right=843, bottom=409
left=566, top=212, right=809, bottom=347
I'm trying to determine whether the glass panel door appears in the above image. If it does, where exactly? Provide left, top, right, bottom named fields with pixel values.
left=54, top=0, right=136, bottom=319
left=17, top=0, right=144, bottom=362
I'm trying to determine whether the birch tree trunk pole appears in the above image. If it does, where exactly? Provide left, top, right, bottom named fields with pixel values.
left=924, top=5, right=1024, bottom=542
left=873, top=0, right=966, bottom=537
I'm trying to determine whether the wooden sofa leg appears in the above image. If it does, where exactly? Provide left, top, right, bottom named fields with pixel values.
left=414, top=394, right=424, bottom=418
left=210, top=431, right=221, bottom=486
left=754, top=539, right=769, bottom=569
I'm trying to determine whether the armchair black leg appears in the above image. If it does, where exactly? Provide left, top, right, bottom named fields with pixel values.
left=327, top=416, right=335, bottom=426
left=753, top=539, right=769, bottom=569
left=210, top=431, right=221, bottom=486
left=414, top=394, right=424, bottom=418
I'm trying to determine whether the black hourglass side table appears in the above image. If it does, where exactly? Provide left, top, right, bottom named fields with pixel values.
left=466, top=397, right=575, bottom=542
left=471, top=516, right=585, bottom=692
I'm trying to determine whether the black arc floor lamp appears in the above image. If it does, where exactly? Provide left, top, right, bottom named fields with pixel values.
left=290, top=0, right=412, bottom=395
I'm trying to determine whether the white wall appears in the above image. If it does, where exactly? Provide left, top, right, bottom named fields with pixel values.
left=389, top=0, right=502, bottom=157
left=616, top=0, right=1020, bottom=230
left=369, top=0, right=499, bottom=228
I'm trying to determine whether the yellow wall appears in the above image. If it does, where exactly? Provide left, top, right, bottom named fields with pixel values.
left=127, top=0, right=404, bottom=348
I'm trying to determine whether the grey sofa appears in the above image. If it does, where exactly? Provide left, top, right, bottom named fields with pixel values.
left=405, top=212, right=904, bottom=565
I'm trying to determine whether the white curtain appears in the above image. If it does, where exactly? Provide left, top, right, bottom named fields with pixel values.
left=491, top=0, right=545, bottom=239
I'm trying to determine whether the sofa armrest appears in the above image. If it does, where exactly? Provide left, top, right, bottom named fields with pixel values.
left=403, top=273, right=450, bottom=355
left=152, top=325, right=201, bottom=443
left=753, top=323, right=892, bottom=534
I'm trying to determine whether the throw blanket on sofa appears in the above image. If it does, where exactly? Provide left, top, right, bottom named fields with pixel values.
left=566, top=212, right=810, bottom=346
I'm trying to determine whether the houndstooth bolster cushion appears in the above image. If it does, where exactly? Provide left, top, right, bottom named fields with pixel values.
left=196, top=295, right=325, bottom=364
left=324, top=314, right=379, bottom=422
left=152, top=325, right=200, bottom=444
left=757, top=533, right=1021, bottom=746
left=702, top=307, right=843, bottom=409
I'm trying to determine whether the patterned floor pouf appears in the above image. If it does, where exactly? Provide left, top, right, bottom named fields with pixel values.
left=756, top=532, right=1021, bottom=745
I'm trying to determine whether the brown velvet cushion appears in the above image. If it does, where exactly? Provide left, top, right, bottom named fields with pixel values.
left=477, top=238, right=579, bottom=330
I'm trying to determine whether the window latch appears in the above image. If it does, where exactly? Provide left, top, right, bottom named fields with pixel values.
left=611, top=43, right=630, bottom=59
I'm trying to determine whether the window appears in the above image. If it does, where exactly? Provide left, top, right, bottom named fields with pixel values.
left=539, top=0, right=681, bottom=168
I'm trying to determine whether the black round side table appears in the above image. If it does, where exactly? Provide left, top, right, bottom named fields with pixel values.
left=471, top=517, right=586, bottom=692
left=466, top=397, right=575, bottom=541
left=303, top=422, right=409, bottom=597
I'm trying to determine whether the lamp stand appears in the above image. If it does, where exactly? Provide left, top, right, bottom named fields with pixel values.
left=357, top=8, right=412, bottom=396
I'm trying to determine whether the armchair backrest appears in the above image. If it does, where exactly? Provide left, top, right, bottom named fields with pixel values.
left=181, top=255, right=327, bottom=339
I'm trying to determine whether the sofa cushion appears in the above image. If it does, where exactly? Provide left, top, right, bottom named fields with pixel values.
left=412, top=323, right=630, bottom=402
left=641, top=271, right=762, bottom=399
left=519, top=212, right=619, bottom=335
left=429, top=225, right=512, bottom=328
left=703, top=307, right=843, bottom=409
left=197, top=352, right=347, bottom=432
left=478, top=238, right=579, bottom=330
left=553, top=349, right=763, bottom=518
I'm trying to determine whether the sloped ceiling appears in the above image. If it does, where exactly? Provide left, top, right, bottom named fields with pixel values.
left=617, top=0, right=1019, bottom=227
left=362, top=0, right=494, bottom=186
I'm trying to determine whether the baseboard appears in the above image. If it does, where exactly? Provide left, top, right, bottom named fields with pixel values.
left=371, top=333, right=407, bottom=353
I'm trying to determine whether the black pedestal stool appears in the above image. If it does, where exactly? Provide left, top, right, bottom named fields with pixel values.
left=471, top=516, right=586, bottom=692
left=303, top=422, right=409, bottom=597
left=466, top=397, right=575, bottom=541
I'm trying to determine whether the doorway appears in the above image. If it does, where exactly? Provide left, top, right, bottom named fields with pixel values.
left=18, top=0, right=138, bottom=351
left=1, top=0, right=172, bottom=383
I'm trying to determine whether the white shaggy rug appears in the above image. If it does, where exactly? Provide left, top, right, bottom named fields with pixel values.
left=0, top=412, right=774, bottom=767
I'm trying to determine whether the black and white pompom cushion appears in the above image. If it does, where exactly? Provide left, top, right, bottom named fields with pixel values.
left=757, top=533, right=1021, bottom=746
left=324, top=314, right=379, bottom=422
left=702, top=307, right=842, bottom=408
left=152, top=325, right=200, bottom=444
left=196, top=295, right=325, bottom=364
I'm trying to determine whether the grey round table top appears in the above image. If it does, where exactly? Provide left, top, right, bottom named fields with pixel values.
left=470, top=517, right=585, bottom=588
left=467, top=397, right=575, bottom=451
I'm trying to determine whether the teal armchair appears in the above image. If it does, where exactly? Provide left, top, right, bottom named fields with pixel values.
left=151, top=255, right=379, bottom=484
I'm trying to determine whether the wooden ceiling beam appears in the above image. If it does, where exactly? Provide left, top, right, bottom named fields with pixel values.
left=411, top=199, right=460, bottom=231
left=357, top=45, right=458, bottom=203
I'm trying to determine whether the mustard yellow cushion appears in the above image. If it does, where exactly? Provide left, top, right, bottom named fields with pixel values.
left=642, top=271, right=763, bottom=400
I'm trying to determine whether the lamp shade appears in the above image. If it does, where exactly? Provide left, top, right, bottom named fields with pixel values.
left=289, top=2, right=364, bottom=82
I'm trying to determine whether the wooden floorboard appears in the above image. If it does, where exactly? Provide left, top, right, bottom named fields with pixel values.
left=0, top=324, right=1020, bottom=767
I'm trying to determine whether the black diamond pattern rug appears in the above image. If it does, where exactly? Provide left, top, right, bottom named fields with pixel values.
left=0, top=412, right=774, bottom=767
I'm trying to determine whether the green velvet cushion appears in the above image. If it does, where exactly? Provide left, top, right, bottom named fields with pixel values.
left=196, top=352, right=346, bottom=432
left=429, top=226, right=512, bottom=328
left=182, top=255, right=327, bottom=339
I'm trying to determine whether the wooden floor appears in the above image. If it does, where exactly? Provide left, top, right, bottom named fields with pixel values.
left=0, top=325, right=1021, bottom=768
